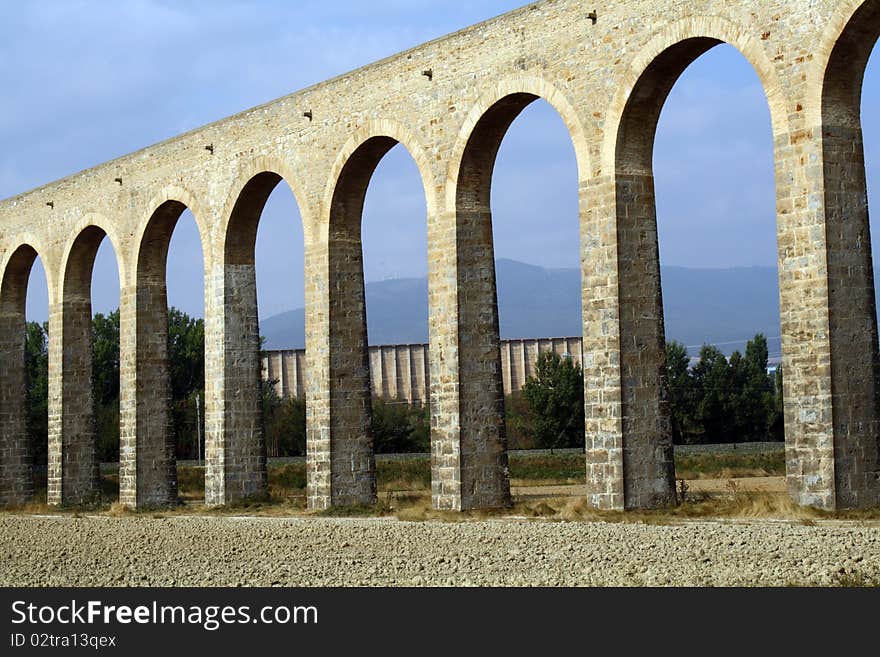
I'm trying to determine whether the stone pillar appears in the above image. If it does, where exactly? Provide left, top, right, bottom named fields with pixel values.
left=774, top=122, right=880, bottom=510
left=305, top=241, right=332, bottom=510
left=450, top=205, right=511, bottom=510
left=582, top=177, right=624, bottom=510
left=326, top=223, right=376, bottom=506
left=118, top=281, right=176, bottom=508
left=118, top=285, right=137, bottom=507
left=581, top=173, right=675, bottom=510
left=305, top=233, right=376, bottom=508
left=428, top=209, right=467, bottom=510
left=615, top=173, right=676, bottom=508
left=774, top=129, right=841, bottom=510
left=203, top=265, right=224, bottom=505
left=0, top=302, right=32, bottom=506
left=204, top=263, right=268, bottom=506
left=47, top=298, right=99, bottom=505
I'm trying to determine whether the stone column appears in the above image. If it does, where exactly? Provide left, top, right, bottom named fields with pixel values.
left=428, top=209, right=466, bottom=510
left=305, top=240, right=332, bottom=510
left=47, top=298, right=99, bottom=505
left=615, top=172, right=676, bottom=509
left=0, top=301, right=32, bottom=506
left=326, top=222, right=376, bottom=506
left=305, top=233, right=377, bottom=508
left=203, top=265, right=224, bottom=505
left=581, top=173, right=676, bottom=511
left=204, top=262, right=268, bottom=506
left=774, top=121, right=880, bottom=510
left=118, top=281, right=176, bottom=508
left=118, top=285, right=137, bottom=507
left=449, top=206, right=511, bottom=510
left=581, top=177, right=626, bottom=511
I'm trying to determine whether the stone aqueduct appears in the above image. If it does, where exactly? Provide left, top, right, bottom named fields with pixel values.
left=1, top=0, right=879, bottom=512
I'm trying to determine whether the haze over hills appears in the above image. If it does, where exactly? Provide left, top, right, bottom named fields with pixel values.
left=259, top=258, right=880, bottom=358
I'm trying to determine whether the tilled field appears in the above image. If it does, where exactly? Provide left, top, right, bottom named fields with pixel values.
left=1, top=514, right=878, bottom=586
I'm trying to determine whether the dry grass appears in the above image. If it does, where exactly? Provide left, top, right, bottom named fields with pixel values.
left=674, top=451, right=785, bottom=481
left=5, top=450, right=879, bottom=525
left=389, top=488, right=835, bottom=524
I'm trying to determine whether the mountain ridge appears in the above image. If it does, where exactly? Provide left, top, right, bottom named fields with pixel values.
left=259, top=258, right=879, bottom=356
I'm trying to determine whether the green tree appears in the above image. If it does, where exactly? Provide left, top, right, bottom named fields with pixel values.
left=167, top=307, right=204, bottom=401
left=25, top=321, right=49, bottom=466
left=371, top=398, right=430, bottom=454
left=691, top=345, right=733, bottom=443
left=92, top=311, right=120, bottom=462
left=737, top=334, right=776, bottom=441
left=665, top=340, right=698, bottom=444
left=505, top=392, right=536, bottom=449
left=262, top=376, right=307, bottom=457
left=686, top=334, right=780, bottom=444
left=167, top=307, right=205, bottom=458
left=522, top=351, right=584, bottom=452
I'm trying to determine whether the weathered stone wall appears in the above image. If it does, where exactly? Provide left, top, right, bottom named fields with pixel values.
left=0, top=0, right=878, bottom=511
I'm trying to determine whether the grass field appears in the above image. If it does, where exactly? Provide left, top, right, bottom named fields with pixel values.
left=47, top=448, right=788, bottom=501
left=137, top=449, right=788, bottom=501
left=17, top=447, right=879, bottom=523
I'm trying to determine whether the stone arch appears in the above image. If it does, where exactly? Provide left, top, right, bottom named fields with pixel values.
left=0, top=234, right=54, bottom=304
left=121, top=188, right=209, bottom=508
left=310, top=119, right=435, bottom=508
left=0, top=240, right=48, bottom=506
left=206, top=159, right=311, bottom=506
left=133, top=185, right=211, bottom=285
left=322, top=119, right=438, bottom=238
left=51, top=217, right=125, bottom=506
left=440, top=76, right=590, bottom=511
left=220, top=156, right=312, bottom=257
left=590, top=16, right=788, bottom=510
left=806, top=0, right=880, bottom=129
left=445, top=75, right=590, bottom=210
left=0, top=243, right=41, bottom=315
left=59, top=214, right=124, bottom=298
left=601, top=15, right=789, bottom=175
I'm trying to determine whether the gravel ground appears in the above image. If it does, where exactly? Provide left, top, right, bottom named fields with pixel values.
left=1, top=514, right=878, bottom=587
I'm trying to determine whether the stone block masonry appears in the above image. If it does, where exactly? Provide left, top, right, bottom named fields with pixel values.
left=0, top=0, right=878, bottom=511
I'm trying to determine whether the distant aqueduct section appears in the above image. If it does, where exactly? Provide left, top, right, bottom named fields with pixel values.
left=263, top=336, right=586, bottom=403
left=1, top=0, right=879, bottom=512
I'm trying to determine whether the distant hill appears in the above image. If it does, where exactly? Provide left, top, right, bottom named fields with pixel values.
left=259, top=258, right=880, bottom=357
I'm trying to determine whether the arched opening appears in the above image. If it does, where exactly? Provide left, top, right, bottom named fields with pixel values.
left=452, top=91, right=584, bottom=510
left=60, top=226, right=122, bottom=504
left=123, top=202, right=205, bottom=508
left=869, top=46, right=880, bottom=275
left=320, top=135, right=431, bottom=508
left=653, top=45, right=779, bottom=441
left=868, top=35, right=880, bottom=332
left=490, top=99, right=581, bottom=462
left=820, top=0, right=880, bottom=508
left=361, top=144, right=430, bottom=462
left=471, top=98, right=584, bottom=512
left=610, top=35, right=787, bottom=509
left=0, top=245, right=48, bottom=505
left=325, top=136, right=394, bottom=508
left=91, top=238, right=121, bottom=501
left=221, top=171, right=305, bottom=505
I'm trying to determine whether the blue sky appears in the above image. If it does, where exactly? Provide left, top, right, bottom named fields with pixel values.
left=2, top=1, right=877, bottom=324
